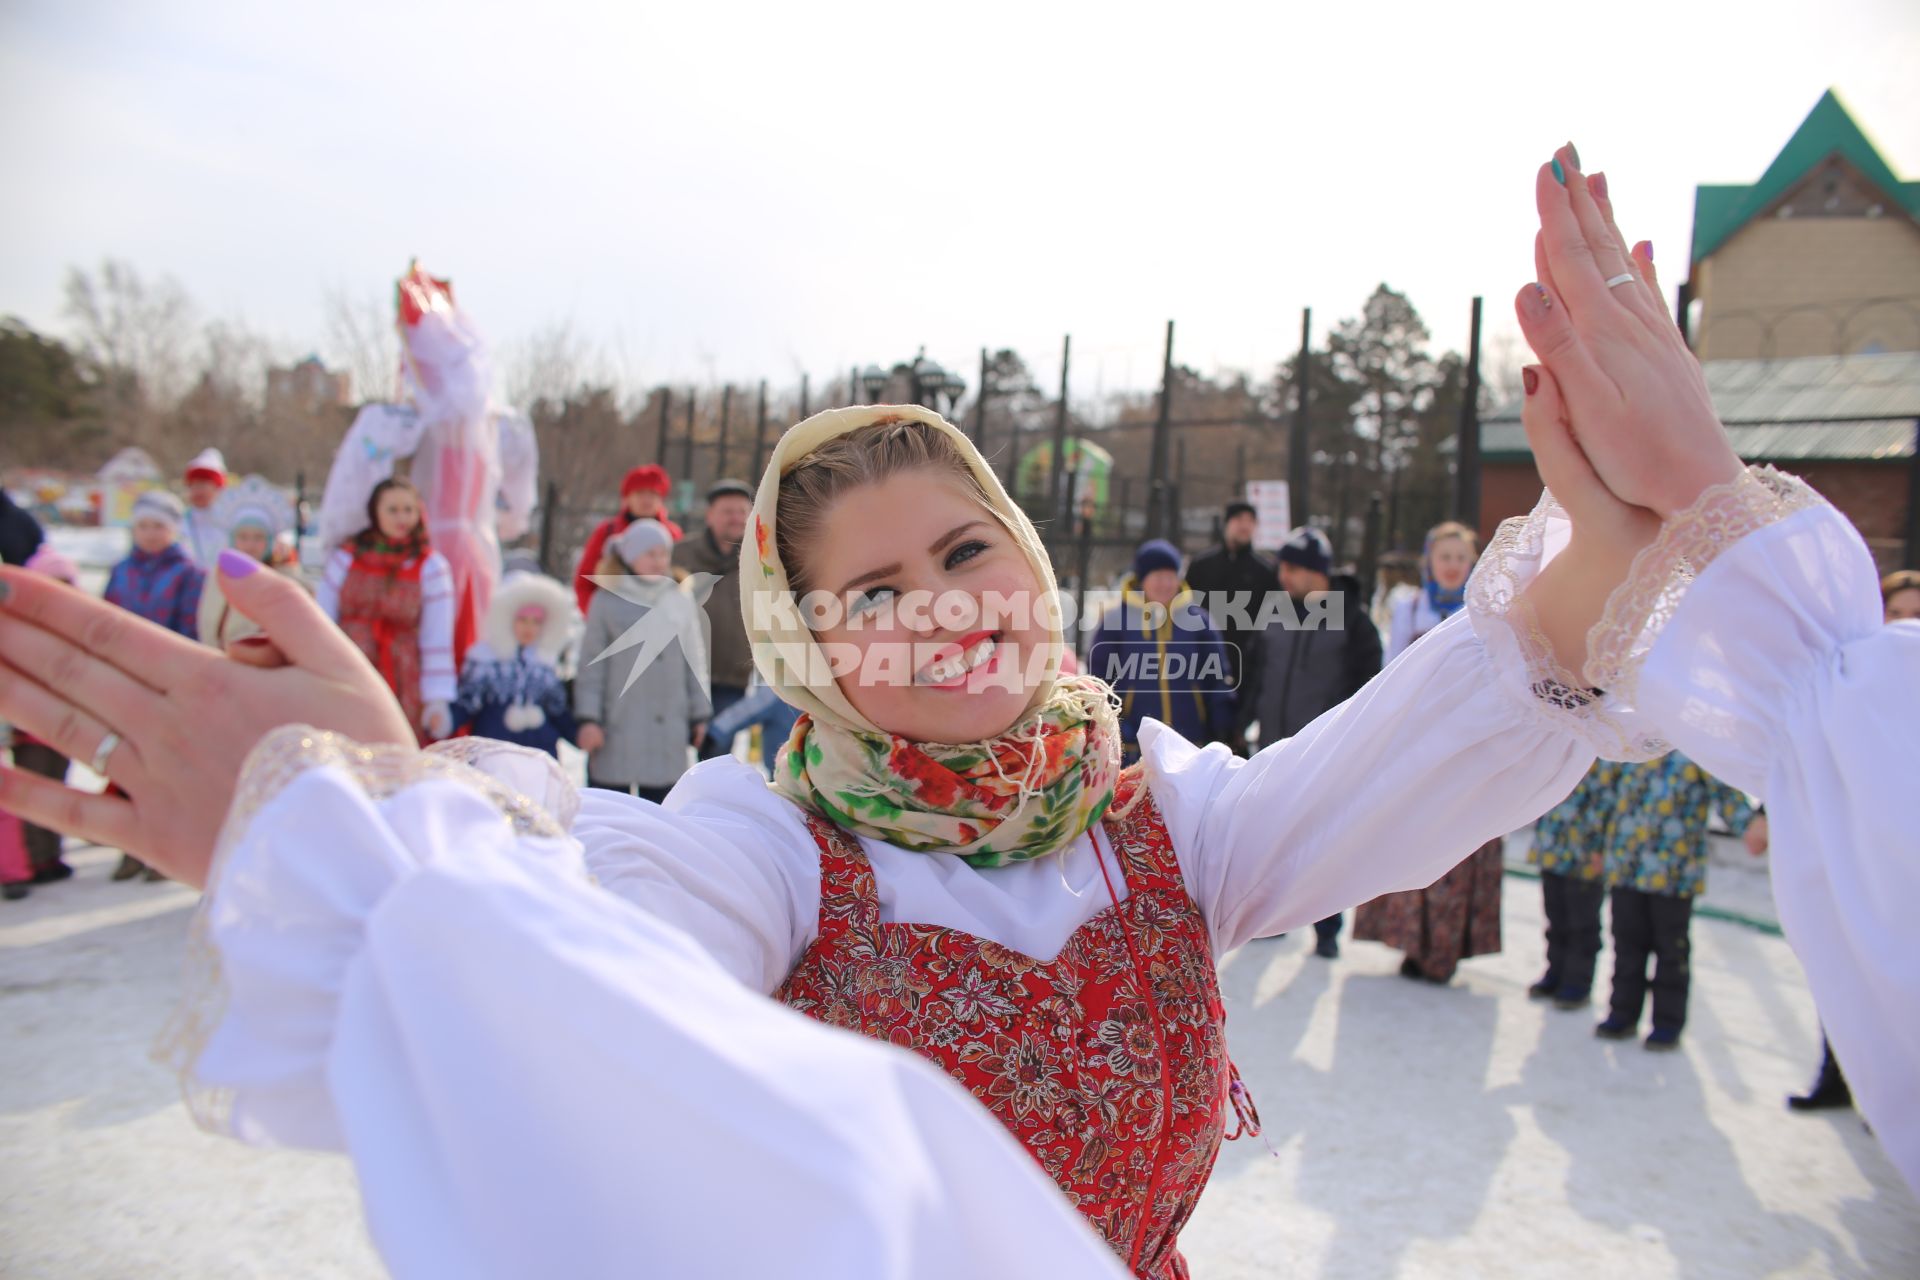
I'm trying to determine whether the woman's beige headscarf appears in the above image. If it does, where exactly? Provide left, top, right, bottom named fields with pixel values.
left=738, top=404, right=1121, bottom=865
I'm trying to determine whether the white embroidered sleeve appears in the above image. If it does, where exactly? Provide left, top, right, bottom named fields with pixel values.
left=162, top=729, right=1124, bottom=1280
left=1634, top=498, right=1920, bottom=1196
left=417, top=550, right=457, bottom=703
left=315, top=547, right=352, bottom=621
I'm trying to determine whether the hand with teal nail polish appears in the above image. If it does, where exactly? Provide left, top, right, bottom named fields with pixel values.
left=1521, top=154, right=1741, bottom=520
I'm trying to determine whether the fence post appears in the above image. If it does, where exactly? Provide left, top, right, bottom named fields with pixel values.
left=1359, top=491, right=1384, bottom=603
left=1453, top=295, right=1484, bottom=532
left=1148, top=320, right=1175, bottom=540
left=681, top=391, right=696, bottom=498
left=1906, top=416, right=1920, bottom=569
left=1074, top=491, right=1095, bottom=663
left=538, top=478, right=559, bottom=576
left=799, top=372, right=810, bottom=421
left=655, top=388, right=672, bottom=467
left=1174, top=436, right=1188, bottom=549
left=1047, top=334, right=1071, bottom=552
left=716, top=384, right=733, bottom=480
left=752, top=380, right=770, bottom=481
left=971, top=347, right=989, bottom=447
left=1290, top=308, right=1312, bottom=529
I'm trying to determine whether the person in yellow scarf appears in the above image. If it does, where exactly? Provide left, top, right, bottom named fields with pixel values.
left=1086, top=538, right=1236, bottom=765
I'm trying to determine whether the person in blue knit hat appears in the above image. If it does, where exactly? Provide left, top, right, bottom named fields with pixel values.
left=1088, top=538, right=1236, bottom=765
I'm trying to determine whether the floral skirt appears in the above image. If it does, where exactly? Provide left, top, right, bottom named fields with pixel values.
left=1353, top=837, right=1504, bottom=980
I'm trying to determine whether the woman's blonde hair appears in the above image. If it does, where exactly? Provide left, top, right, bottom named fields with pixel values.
left=1425, top=520, right=1479, bottom=555
left=776, top=419, right=1006, bottom=596
left=1882, top=569, right=1920, bottom=606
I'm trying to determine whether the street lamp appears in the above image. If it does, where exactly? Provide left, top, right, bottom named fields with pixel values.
left=860, top=349, right=968, bottom=415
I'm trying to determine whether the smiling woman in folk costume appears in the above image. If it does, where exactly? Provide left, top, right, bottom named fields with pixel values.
left=2, top=151, right=1919, bottom=1276
left=316, top=476, right=456, bottom=743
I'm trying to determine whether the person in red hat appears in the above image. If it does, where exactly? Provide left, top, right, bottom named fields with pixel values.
left=181, top=447, right=229, bottom=567
left=571, top=464, right=682, bottom=612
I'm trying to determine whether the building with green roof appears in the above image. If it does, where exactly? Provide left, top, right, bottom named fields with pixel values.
left=1685, top=89, right=1920, bottom=362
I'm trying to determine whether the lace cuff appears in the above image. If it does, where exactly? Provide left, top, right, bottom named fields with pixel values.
left=1583, top=465, right=1824, bottom=701
left=1468, top=495, right=1669, bottom=760
left=1467, top=465, right=1828, bottom=761
left=155, top=727, right=579, bottom=1139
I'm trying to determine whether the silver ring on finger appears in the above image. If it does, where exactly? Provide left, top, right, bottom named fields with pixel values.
left=90, top=730, right=122, bottom=777
left=1604, top=272, right=1636, bottom=289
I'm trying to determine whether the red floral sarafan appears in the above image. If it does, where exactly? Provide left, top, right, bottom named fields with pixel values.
left=775, top=768, right=1257, bottom=1280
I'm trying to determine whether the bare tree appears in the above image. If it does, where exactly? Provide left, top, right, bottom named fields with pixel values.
left=323, top=286, right=399, bottom=406
left=197, top=318, right=282, bottom=409
left=503, top=320, right=609, bottom=414
left=62, top=258, right=196, bottom=412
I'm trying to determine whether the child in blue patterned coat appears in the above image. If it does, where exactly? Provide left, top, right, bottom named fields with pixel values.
left=1526, top=760, right=1619, bottom=1009
left=1594, top=752, right=1764, bottom=1050
left=105, top=491, right=205, bottom=640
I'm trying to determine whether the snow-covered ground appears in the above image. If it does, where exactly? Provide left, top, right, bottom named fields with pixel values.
left=42, top=524, right=128, bottom=598
left=1, top=835, right=1912, bottom=1278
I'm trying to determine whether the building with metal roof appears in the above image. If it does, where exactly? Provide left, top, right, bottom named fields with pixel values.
left=1477, top=352, right=1919, bottom=571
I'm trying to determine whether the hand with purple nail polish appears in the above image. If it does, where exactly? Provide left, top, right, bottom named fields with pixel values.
left=0, top=554, right=412, bottom=888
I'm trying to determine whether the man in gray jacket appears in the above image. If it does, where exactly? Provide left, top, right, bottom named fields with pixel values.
left=672, top=479, right=755, bottom=759
left=1239, top=526, right=1383, bottom=957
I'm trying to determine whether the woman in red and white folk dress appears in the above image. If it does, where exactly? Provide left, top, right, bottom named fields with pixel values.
left=316, top=476, right=456, bottom=743
left=3, top=150, right=1918, bottom=1278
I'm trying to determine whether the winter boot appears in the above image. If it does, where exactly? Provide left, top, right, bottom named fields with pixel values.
left=1788, top=1040, right=1852, bottom=1112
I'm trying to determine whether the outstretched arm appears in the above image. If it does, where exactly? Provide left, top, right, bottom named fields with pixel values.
left=1514, top=147, right=1917, bottom=1193
left=164, top=730, right=1125, bottom=1280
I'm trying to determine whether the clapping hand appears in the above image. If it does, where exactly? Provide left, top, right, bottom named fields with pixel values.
left=0, top=552, right=414, bottom=889
left=1508, top=144, right=1747, bottom=676
left=1515, top=144, right=1744, bottom=521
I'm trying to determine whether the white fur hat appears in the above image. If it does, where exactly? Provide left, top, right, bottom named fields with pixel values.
left=486, top=572, right=576, bottom=664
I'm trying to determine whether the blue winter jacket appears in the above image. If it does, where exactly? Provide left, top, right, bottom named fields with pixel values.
left=1087, top=580, right=1237, bottom=759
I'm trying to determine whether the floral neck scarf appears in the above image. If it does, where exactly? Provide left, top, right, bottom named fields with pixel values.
left=350, top=522, right=431, bottom=575
left=744, top=404, right=1122, bottom=867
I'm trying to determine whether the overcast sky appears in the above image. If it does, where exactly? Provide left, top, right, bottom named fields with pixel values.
left=3, top=0, right=1917, bottom=408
